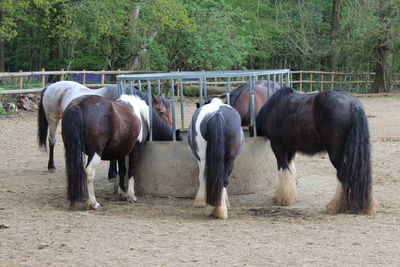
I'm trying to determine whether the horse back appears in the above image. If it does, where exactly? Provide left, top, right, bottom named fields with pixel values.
left=67, top=95, right=140, bottom=159
left=232, top=80, right=280, bottom=126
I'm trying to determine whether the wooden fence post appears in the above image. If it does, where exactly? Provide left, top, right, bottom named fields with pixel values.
left=60, top=68, right=64, bottom=81
left=299, top=71, right=303, bottom=91
left=41, top=68, right=46, bottom=88
left=290, top=72, right=293, bottom=88
left=320, top=73, right=324, bottom=92
left=310, top=72, right=313, bottom=91
left=101, top=70, right=105, bottom=85
left=83, top=69, right=86, bottom=85
left=331, top=73, right=334, bottom=91
left=19, top=70, right=23, bottom=89
left=365, top=73, right=369, bottom=93
left=356, top=73, right=359, bottom=93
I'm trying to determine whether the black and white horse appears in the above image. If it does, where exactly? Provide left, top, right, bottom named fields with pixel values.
left=188, top=98, right=244, bottom=219
left=256, top=87, right=377, bottom=214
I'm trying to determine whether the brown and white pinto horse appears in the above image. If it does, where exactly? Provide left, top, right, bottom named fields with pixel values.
left=230, top=80, right=281, bottom=126
left=188, top=98, right=244, bottom=219
left=38, top=81, right=174, bottom=178
left=62, top=94, right=149, bottom=210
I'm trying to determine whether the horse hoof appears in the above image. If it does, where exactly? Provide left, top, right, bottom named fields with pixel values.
left=214, top=207, right=228, bottom=220
left=68, top=202, right=77, bottom=210
left=205, top=205, right=215, bottom=217
left=128, top=195, right=138, bottom=203
left=273, top=195, right=295, bottom=206
left=87, top=202, right=102, bottom=210
left=193, top=198, right=206, bottom=208
left=48, top=168, right=56, bottom=173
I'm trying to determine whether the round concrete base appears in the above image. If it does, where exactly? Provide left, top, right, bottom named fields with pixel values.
left=135, top=137, right=277, bottom=198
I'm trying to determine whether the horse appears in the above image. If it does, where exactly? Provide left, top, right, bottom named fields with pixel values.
left=62, top=94, right=153, bottom=210
left=37, top=81, right=174, bottom=178
left=229, top=80, right=281, bottom=126
left=256, top=87, right=377, bottom=214
left=188, top=98, right=244, bottom=219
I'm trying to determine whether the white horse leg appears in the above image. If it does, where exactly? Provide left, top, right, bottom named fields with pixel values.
left=214, top=187, right=228, bottom=220
left=194, top=160, right=206, bottom=207
left=86, top=154, right=101, bottom=210
left=224, top=188, right=230, bottom=208
left=326, top=181, right=347, bottom=214
left=47, top=117, right=59, bottom=172
left=273, top=160, right=297, bottom=206
left=205, top=205, right=215, bottom=217
left=126, top=177, right=138, bottom=203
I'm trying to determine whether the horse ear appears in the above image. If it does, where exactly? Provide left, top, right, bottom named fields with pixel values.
left=152, top=94, right=159, bottom=103
left=196, top=102, right=200, bottom=109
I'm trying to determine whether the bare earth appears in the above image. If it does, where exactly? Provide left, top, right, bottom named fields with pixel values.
left=0, top=96, right=399, bottom=266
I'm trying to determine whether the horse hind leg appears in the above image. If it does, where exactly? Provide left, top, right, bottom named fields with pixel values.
left=213, top=187, right=229, bottom=220
left=47, top=117, right=59, bottom=172
left=86, top=153, right=102, bottom=210
left=194, top=160, right=207, bottom=208
left=326, top=181, right=347, bottom=214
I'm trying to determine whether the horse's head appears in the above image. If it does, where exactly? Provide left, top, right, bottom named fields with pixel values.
left=152, top=94, right=173, bottom=129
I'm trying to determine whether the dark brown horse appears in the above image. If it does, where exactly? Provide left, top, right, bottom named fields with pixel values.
left=62, top=94, right=151, bottom=210
left=230, top=80, right=281, bottom=126
left=256, top=87, right=377, bottom=214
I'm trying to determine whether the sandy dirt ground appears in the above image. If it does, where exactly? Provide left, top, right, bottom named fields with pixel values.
left=0, top=96, right=399, bottom=266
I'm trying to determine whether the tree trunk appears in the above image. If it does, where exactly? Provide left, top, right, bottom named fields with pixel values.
left=329, top=0, right=340, bottom=70
left=0, top=10, right=4, bottom=72
left=372, top=0, right=396, bottom=93
left=372, top=44, right=393, bottom=93
left=0, top=41, right=4, bottom=72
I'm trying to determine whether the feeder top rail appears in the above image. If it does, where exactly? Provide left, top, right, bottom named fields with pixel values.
left=117, top=69, right=290, bottom=81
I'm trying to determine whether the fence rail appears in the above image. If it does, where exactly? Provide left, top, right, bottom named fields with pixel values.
left=1, top=69, right=399, bottom=95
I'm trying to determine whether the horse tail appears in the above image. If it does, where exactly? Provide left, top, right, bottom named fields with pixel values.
left=205, top=113, right=226, bottom=207
left=38, top=87, right=48, bottom=149
left=339, top=102, right=372, bottom=213
left=62, top=105, right=87, bottom=203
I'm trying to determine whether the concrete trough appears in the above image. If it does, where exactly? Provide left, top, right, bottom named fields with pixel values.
left=135, top=134, right=278, bottom=197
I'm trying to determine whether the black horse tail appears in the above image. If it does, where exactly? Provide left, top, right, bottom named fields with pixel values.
left=62, top=105, right=87, bottom=203
left=38, top=87, right=48, bottom=149
left=205, top=113, right=226, bottom=206
left=339, top=102, right=372, bottom=213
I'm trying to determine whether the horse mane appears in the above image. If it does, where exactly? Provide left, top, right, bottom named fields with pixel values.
left=256, top=87, right=294, bottom=136
left=229, top=83, right=247, bottom=105
left=102, top=85, right=119, bottom=100
left=118, top=94, right=150, bottom=127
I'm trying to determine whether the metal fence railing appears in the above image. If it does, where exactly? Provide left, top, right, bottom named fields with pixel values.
left=117, top=69, right=291, bottom=141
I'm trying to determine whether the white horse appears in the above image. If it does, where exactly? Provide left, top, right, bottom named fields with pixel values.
left=188, top=98, right=244, bottom=219
left=37, top=81, right=118, bottom=173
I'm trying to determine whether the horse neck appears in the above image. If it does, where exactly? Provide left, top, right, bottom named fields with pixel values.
left=96, top=85, right=118, bottom=100
left=151, top=111, right=174, bottom=141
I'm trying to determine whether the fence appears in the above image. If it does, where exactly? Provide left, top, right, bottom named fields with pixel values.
left=0, top=69, right=158, bottom=94
left=1, top=69, right=399, bottom=94
left=290, top=71, right=400, bottom=93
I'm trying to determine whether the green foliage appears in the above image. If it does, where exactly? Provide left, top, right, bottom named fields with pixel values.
left=1, top=0, right=399, bottom=76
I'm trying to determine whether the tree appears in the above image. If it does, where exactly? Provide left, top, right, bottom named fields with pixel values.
left=372, top=0, right=399, bottom=92
left=329, top=0, right=340, bottom=69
